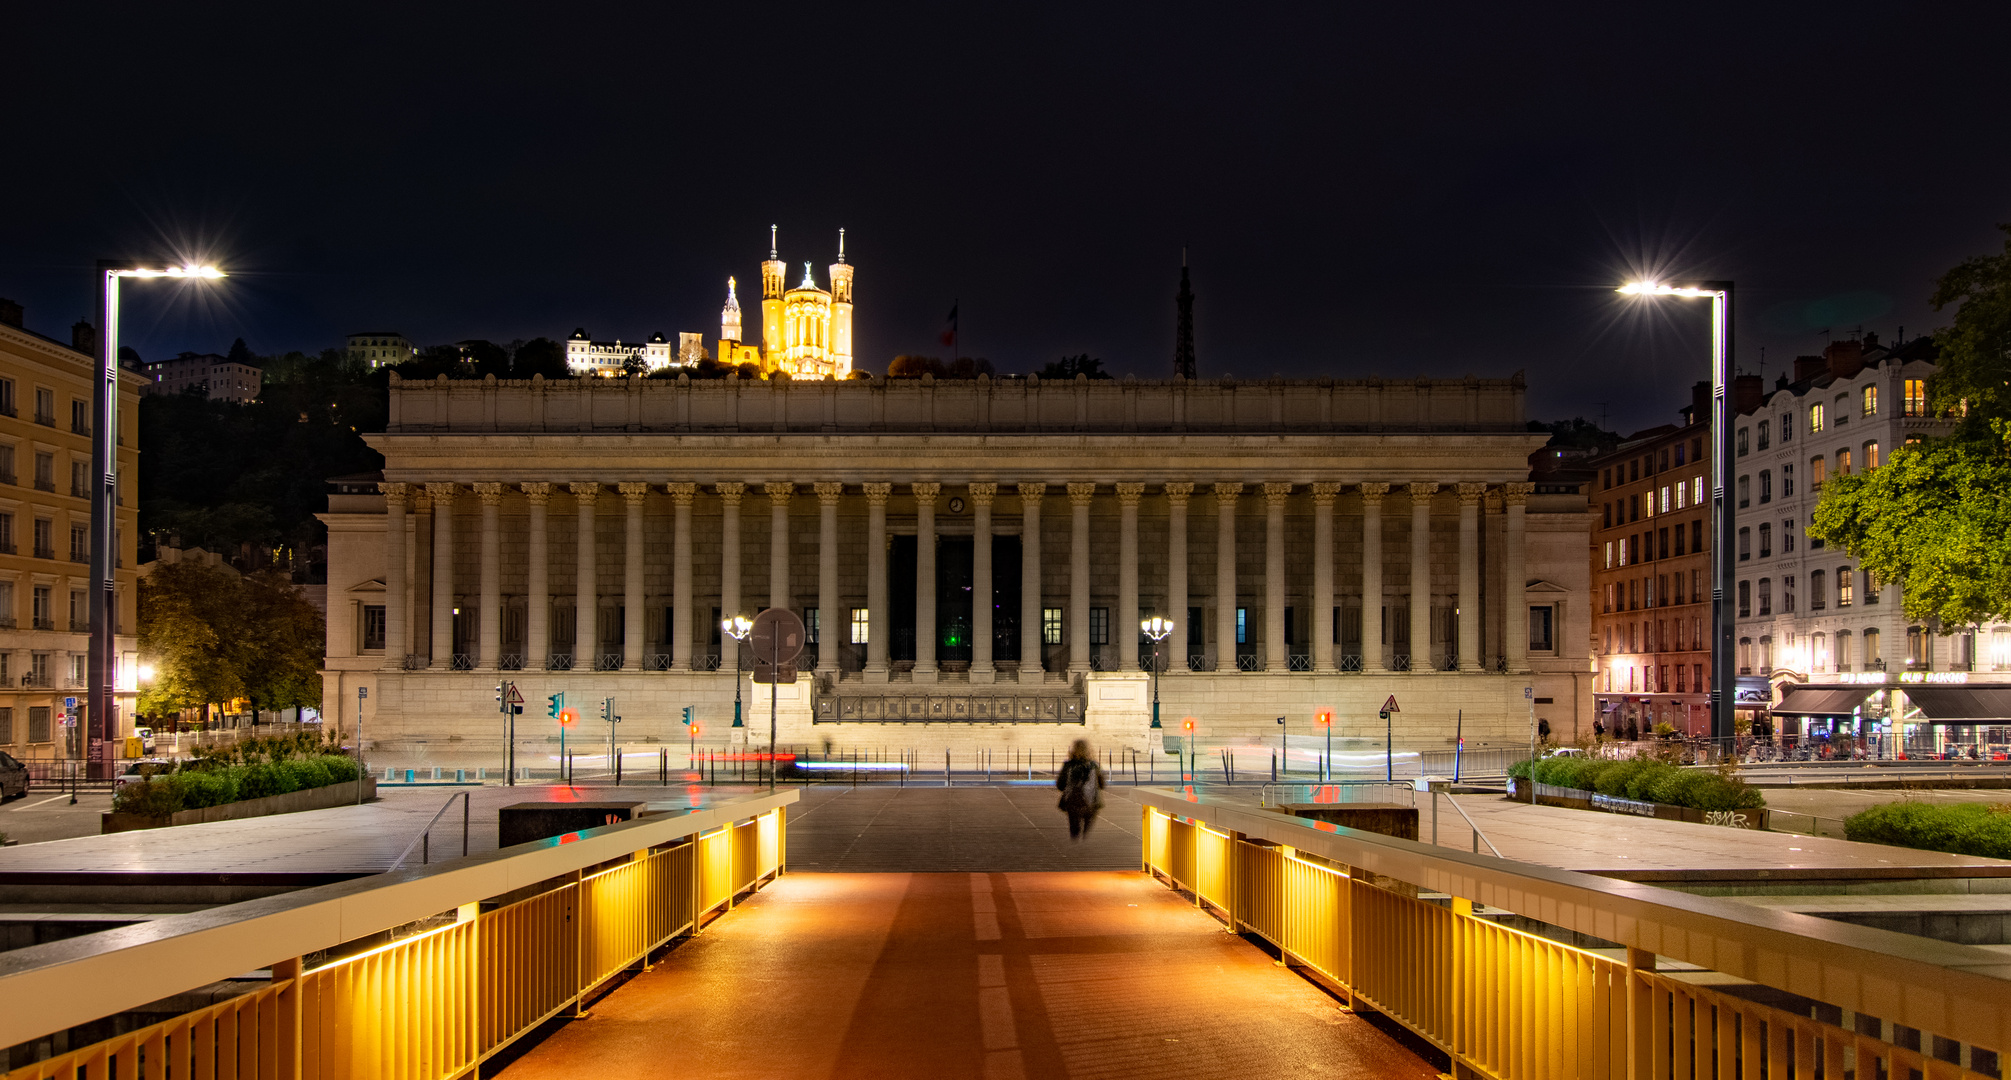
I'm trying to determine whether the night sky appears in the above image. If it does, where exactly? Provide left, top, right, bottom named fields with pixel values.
left=3, top=2, right=2006, bottom=434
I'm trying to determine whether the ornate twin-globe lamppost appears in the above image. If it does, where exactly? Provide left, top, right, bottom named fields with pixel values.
left=1140, top=616, right=1173, bottom=730
left=721, top=615, right=752, bottom=732
left=91, top=263, right=223, bottom=776
left=1617, top=280, right=1735, bottom=743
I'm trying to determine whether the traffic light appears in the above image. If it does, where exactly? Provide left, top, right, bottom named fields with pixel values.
left=690, top=721, right=703, bottom=737
left=1315, top=708, right=1334, bottom=728
left=600, top=697, right=618, bottom=723
left=557, top=706, right=579, bottom=727
left=681, top=706, right=693, bottom=726
left=1181, top=717, right=1197, bottom=734
left=548, top=692, right=564, bottom=719
left=495, top=684, right=506, bottom=711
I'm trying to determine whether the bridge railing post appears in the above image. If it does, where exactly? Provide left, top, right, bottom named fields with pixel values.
left=1627, top=946, right=1655, bottom=1080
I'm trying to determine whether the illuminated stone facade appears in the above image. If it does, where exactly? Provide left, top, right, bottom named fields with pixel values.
left=720, top=227, right=853, bottom=379
left=321, top=373, right=1593, bottom=768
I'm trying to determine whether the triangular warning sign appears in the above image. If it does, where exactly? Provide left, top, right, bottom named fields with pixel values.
left=1381, top=695, right=1400, bottom=714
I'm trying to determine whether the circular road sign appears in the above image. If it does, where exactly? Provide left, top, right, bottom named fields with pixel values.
left=751, top=608, right=807, bottom=666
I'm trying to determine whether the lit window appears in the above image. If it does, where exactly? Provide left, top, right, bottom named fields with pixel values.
left=1691, top=477, right=1703, bottom=505
left=1903, top=379, right=1926, bottom=417
left=1660, top=485, right=1670, bottom=513
left=850, top=607, right=869, bottom=644
left=1043, top=607, right=1064, bottom=645
left=1604, top=541, right=1613, bottom=569
left=1837, top=568, right=1853, bottom=607
left=1864, top=441, right=1879, bottom=469
left=1862, top=385, right=1877, bottom=415
left=1234, top=607, right=1248, bottom=644
left=1835, top=448, right=1851, bottom=476
left=1809, top=403, right=1824, bottom=432
left=1675, top=482, right=1686, bottom=510
left=1809, top=456, right=1826, bottom=488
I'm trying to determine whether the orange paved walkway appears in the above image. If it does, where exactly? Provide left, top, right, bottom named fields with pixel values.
left=500, top=871, right=1439, bottom=1079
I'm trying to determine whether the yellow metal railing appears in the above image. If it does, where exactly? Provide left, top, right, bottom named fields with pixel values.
left=1140, top=794, right=2004, bottom=1080
left=3, top=798, right=788, bottom=1080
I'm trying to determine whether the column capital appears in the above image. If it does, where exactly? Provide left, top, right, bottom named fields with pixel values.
left=472, top=481, right=505, bottom=505
left=1066, top=482, right=1096, bottom=506
left=1503, top=481, right=1535, bottom=506
left=521, top=481, right=552, bottom=503
left=425, top=481, right=457, bottom=501
left=1310, top=481, right=1342, bottom=503
left=1263, top=481, right=1293, bottom=505
left=570, top=481, right=600, bottom=504
left=665, top=481, right=697, bottom=504
left=1213, top=481, right=1243, bottom=504
left=1017, top=482, right=1047, bottom=501
left=967, top=482, right=998, bottom=506
left=1164, top=481, right=1194, bottom=506
left=1115, top=482, right=1146, bottom=505
left=1359, top=481, right=1391, bottom=504
left=813, top=481, right=845, bottom=503
left=619, top=481, right=650, bottom=501
left=1408, top=481, right=1440, bottom=504
left=1456, top=482, right=1488, bottom=505
left=715, top=481, right=745, bottom=504
left=911, top=481, right=941, bottom=504
left=765, top=481, right=794, bottom=503
left=863, top=481, right=893, bottom=504
left=379, top=481, right=409, bottom=504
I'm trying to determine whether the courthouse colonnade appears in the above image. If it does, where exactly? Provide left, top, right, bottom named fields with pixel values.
left=375, top=479, right=1539, bottom=680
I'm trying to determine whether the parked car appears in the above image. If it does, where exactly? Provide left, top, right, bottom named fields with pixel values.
left=114, top=758, right=175, bottom=789
left=1542, top=747, right=1586, bottom=759
left=0, top=751, right=26, bottom=800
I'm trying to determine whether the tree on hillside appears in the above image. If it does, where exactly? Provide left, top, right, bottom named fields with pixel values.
left=1528, top=417, right=1622, bottom=452
left=227, top=337, right=256, bottom=366
left=1812, top=224, right=2011, bottom=627
left=1038, top=354, right=1111, bottom=379
left=512, top=337, right=570, bottom=378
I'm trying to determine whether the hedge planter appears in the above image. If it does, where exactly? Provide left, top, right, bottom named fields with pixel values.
left=1507, top=777, right=1768, bottom=830
left=102, top=777, right=376, bottom=833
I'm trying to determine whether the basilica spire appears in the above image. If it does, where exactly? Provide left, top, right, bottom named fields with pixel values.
left=1174, top=248, right=1196, bottom=380
left=721, top=276, right=743, bottom=343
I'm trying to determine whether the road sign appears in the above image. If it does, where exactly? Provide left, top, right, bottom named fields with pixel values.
left=750, top=608, right=806, bottom=667
left=506, top=685, right=524, bottom=706
left=64, top=696, right=77, bottom=709
left=752, top=660, right=797, bottom=685
left=1381, top=695, right=1400, bottom=714
left=1524, top=686, right=1533, bottom=700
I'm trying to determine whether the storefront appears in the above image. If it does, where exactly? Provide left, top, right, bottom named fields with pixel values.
left=1769, top=677, right=2011, bottom=759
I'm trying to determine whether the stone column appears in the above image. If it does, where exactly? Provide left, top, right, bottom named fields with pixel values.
left=1018, top=483, right=1046, bottom=676
left=717, top=482, right=745, bottom=632
left=475, top=482, right=504, bottom=670
left=766, top=483, right=793, bottom=613
left=380, top=483, right=407, bottom=670
left=1116, top=483, right=1144, bottom=671
left=572, top=483, right=599, bottom=668
left=668, top=483, right=695, bottom=670
left=863, top=482, right=891, bottom=679
left=1361, top=483, right=1389, bottom=673
left=1505, top=482, right=1534, bottom=673
left=523, top=483, right=550, bottom=671
left=1214, top=483, right=1242, bottom=671
left=1409, top=483, right=1438, bottom=671
left=1165, top=483, right=1192, bottom=670
left=815, top=482, right=842, bottom=674
left=1264, top=482, right=1291, bottom=672
left=913, top=482, right=940, bottom=677
left=1311, top=483, right=1340, bottom=672
left=427, top=482, right=456, bottom=668
left=411, top=491, right=432, bottom=664
left=621, top=482, right=649, bottom=670
left=1457, top=483, right=1487, bottom=672
left=1067, top=483, right=1095, bottom=674
left=969, top=483, right=997, bottom=682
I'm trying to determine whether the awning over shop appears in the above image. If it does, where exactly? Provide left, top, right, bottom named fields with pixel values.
left=1899, top=686, right=2011, bottom=723
left=1772, top=686, right=1877, bottom=717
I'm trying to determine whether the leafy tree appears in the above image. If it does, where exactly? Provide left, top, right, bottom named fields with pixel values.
left=227, top=337, right=256, bottom=367
left=1038, top=354, right=1111, bottom=379
left=1812, top=226, right=2011, bottom=626
left=1528, top=417, right=1622, bottom=451
left=511, top=337, right=570, bottom=379
left=622, top=351, right=647, bottom=377
left=234, top=570, right=325, bottom=712
left=137, top=563, right=323, bottom=720
left=1925, top=223, right=2011, bottom=418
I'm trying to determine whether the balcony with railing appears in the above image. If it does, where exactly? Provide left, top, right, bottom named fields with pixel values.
left=32, top=477, right=53, bottom=493
left=32, top=411, right=54, bottom=427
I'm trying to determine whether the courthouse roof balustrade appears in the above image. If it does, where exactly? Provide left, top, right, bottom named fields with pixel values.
left=386, top=371, right=1530, bottom=435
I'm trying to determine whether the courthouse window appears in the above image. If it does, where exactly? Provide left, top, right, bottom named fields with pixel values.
left=1042, top=607, right=1064, bottom=645
left=849, top=607, right=869, bottom=644
left=361, top=605, right=386, bottom=651
left=1089, top=607, right=1109, bottom=645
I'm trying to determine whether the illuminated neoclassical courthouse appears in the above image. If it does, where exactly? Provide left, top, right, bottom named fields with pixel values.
left=320, top=356, right=1595, bottom=766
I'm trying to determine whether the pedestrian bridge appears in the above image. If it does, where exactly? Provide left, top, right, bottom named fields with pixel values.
left=1, top=788, right=2006, bottom=1079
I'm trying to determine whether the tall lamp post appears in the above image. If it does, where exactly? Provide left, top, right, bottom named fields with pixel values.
left=1141, top=617, right=1173, bottom=730
left=92, top=263, right=224, bottom=778
left=722, top=614, right=752, bottom=734
left=1619, top=280, right=1736, bottom=742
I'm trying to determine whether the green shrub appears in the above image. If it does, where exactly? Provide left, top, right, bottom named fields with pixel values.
left=178, top=769, right=240, bottom=809
left=112, top=777, right=187, bottom=816
left=279, top=757, right=333, bottom=791
left=1508, top=757, right=1536, bottom=781
left=1845, top=801, right=2011, bottom=859
left=321, top=755, right=360, bottom=784
left=1594, top=759, right=1654, bottom=797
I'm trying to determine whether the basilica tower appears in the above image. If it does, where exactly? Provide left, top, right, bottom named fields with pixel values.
left=760, top=225, right=786, bottom=360
left=827, top=228, right=854, bottom=376
left=720, top=276, right=743, bottom=344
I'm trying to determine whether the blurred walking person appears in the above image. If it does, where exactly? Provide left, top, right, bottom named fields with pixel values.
left=1055, top=739, right=1107, bottom=840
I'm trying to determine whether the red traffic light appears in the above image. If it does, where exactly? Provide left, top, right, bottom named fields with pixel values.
left=558, top=707, right=579, bottom=727
left=1181, top=717, right=1197, bottom=733
left=690, top=722, right=703, bottom=737
left=1314, top=709, right=1334, bottom=728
